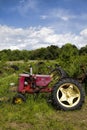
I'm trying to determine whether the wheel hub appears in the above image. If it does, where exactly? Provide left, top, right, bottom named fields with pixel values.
left=57, top=83, right=80, bottom=108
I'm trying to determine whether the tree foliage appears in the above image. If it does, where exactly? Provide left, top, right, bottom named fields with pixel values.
left=0, top=43, right=86, bottom=62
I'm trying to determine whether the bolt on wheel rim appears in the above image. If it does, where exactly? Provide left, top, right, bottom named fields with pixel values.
left=57, top=83, right=80, bottom=108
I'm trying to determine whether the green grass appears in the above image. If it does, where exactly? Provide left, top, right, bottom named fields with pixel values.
left=0, top=62, right=87, bottom=130
left=0, top=96, right=87, bottom=130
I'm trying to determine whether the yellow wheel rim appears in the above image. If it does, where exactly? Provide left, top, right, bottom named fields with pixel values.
left=15, top=98, right=23, bottom=104
left=57, top=83, right=80, bottom=108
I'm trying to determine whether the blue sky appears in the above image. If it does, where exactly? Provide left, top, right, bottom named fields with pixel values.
left=0, top=0, right=87, bottom=50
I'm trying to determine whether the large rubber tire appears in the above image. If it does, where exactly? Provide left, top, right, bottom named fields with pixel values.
left=12, top=93, right=26, bottom=104
left=51, top=78, right=85, bottom=111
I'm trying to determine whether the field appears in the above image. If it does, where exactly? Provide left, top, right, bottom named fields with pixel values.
left=0, top=61, right=87, bottom=130
left=0, top=94, right=87, bottom=130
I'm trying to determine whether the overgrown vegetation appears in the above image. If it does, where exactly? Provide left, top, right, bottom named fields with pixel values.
left=0, top=43, right=87, bottom=129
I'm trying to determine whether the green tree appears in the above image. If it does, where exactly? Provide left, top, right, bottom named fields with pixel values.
left=10, top=50, right=21, bottom=61
left=59, top=43, right=79, bottom=61
left=79, top=45, right=87, bottom=55
left=20, top=50, right=29, bottom=61
left=46, top=45, right=60, bottom=59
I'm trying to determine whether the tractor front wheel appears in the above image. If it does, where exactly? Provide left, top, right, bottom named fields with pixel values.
left=51, top=78, right=85, bottom=111
left=12, top=93, right=26, bottom=104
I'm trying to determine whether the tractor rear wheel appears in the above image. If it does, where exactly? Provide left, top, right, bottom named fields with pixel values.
left=12, top=93, right=26, bottom=104
left=51, top=78, right=85, bottom=111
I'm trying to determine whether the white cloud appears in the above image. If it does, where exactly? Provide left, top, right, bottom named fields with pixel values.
left=61, top=16, right=69, bottom=21
left=80, top=29, right=87, bottom=38
left=51, top=8, right=72, bottom=21
left=40, top=8, right=76, bottom=22
left=40, top=15, right=48, bottom=20
left=0, top=25, right=87, bottom=50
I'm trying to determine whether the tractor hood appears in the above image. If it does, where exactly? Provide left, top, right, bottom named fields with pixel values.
left=19, top=74, right=51, bottom=87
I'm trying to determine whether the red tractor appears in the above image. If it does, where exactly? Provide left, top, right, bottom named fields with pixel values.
left=12, top=64, right=85, bottom=111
